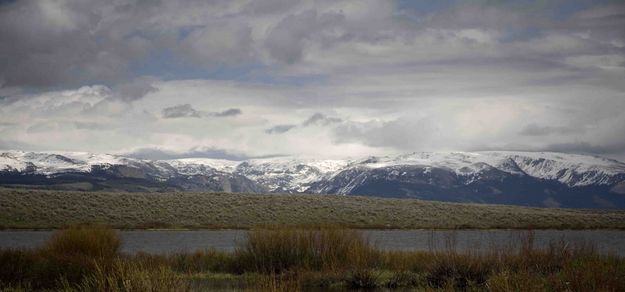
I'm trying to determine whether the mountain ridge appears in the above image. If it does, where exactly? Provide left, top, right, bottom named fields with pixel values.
left=1, top=150, right=624, bottom=208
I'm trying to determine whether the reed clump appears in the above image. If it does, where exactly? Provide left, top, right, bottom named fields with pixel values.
left=42, top=225, right=121, bottom=283
left=0, top=225, right=187, bottom=291
left=234, top=226, right=378, bottom=273
left=44, top=225, right=121, bottom=260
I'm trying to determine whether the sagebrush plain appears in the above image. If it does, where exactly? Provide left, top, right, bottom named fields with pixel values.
left=1, top=188, right=625, bottom=229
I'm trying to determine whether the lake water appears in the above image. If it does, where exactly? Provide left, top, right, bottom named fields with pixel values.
left=1, top=229, right=624, bottom=256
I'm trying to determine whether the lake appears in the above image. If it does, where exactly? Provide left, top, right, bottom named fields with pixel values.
left=1, top=229, right=624, bottom=256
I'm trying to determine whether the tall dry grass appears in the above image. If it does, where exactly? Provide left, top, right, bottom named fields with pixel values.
left=234, top=226, right=378, bottom=273
left=69, top=259, right=189, bottom=292
left=0, top=225, right=121, bottom=289
left=41, top=225, right=121, bottom=284
left=44, top=225, right=121, bottom=260
left=0, top=225, right=189, bottom=291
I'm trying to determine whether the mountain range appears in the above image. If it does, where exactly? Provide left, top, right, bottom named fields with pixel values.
left=1, top=150, right=624, bottom=208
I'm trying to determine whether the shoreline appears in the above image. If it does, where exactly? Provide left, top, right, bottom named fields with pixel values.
left=2, top=226, right=624, bottom=291
left=2, top=226, right=625, bottom=231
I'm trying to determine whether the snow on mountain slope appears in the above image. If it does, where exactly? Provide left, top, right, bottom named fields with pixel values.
left=1, top=150, right=624, bottom=190
left=165, top=158, right=239, bottom=175
left=156, top=157, right=349, bottom=192
left=0, top=150, right=130, bottom=174
left=484, top=151, right=625, bottom=187
left=233, top=157, right=350, bottom=192
left=354, top=152, right=508, bottom=174
left=348, top=151, right=625, bottom=187
left=0, top=153, right=31, bottom=172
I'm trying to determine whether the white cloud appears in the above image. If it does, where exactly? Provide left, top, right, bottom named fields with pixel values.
left=0, top=0, right=624, bottom=160
left=1, top=77, right=624, bottom=160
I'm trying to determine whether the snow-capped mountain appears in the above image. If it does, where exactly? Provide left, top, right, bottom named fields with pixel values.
left=0, top=150, right=265, bottom=193
left=1, top=150, right=625, bottom=208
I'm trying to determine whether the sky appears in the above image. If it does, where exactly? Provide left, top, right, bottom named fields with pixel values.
left=0, top=0, right=624, bottom=161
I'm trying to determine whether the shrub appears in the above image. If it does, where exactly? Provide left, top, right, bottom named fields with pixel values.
left=554, top=255, right=625, bottom=292
left=378, top=250, right=435, bottom=272
left=0, top=249, right=38, bottom=287
left=168, top=249, right=236, bottom=273
left=254, top=271, right=301, bottom=292
left=40, top=225, right=121, bottom=287
left=297, top=270, right=344, bottom=289
left=487, top=269, right=547, bottom=292
left=346, top=269, right=380, bottom=289
left=385, top=270, right=423, bottom=288
left=427, top=254, right=493, bottom=289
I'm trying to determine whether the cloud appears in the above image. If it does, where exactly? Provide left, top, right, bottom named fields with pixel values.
left=541, top=142, right=625, bottom=157
left=1, top=0, right=623, bottom=92
left=73, top=122, right=110, bottom=130
left=265, top=124, right=296, bottom=134
left=0, top=139, right=37, bottom=151
left=0, top=1, right=142, bottom=88
left=302, top=113, right=342, bottom=127
left=264, top=9, right=345, bottom=64
left=331, top=117, right=435, bottom=150
left=125, top=147, right=256, bottom=161
left=1, top=78, right=624, bottom=161
left=212, top=108, right=242, bottom=117
left=0, top=1, right=624, bottom=162
left=178, top=22, right=255, bottom=65
left=161, top=104, right=242, bottom=119
left=162, top=104, right=201, bottom=118
left=263, top=113, right=341, bottom=134
left=519, top=123, right=582, bottom=136
left=112, top=78, right=159, bottom=102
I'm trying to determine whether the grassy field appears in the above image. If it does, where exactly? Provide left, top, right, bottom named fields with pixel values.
left=1, top=226, right=623, bottom=291
left=1, top=188, right=625, bottom=229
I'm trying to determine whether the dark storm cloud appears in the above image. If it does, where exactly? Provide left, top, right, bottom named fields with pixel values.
left=161, top=104, right=242, bottom=119
left=0, top=1, right=143, bottom=88
left=265, top=124, right=296, bottom=134
left=1, top=0, right=623, bottom=91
